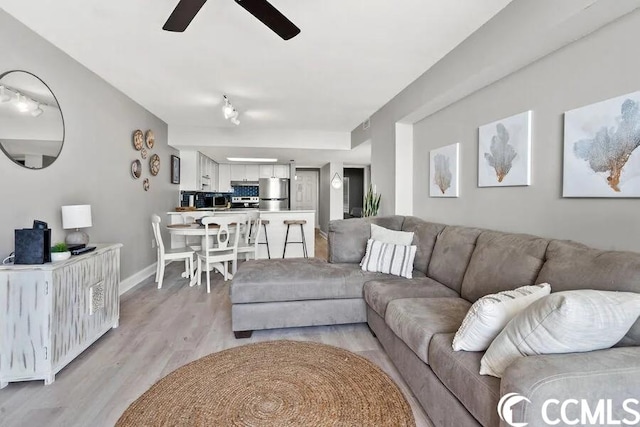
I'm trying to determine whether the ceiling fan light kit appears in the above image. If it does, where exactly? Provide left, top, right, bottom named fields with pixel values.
left=163, top=0, right=300, bottom=40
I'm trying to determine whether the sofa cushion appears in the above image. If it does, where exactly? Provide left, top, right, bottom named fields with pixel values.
left=400, top=217, right=446, bottom=275
left=231, top=259, right=394, bottom=304
left=328, top=216, right=405, bottom=264
left=537, top=240, right=640, bottom=346
left=429, top=333, right=501, bottom=427
left=360, top=239, right=417, bottom=279
left=385, top=297, right=471, bottom=364
left=371, top=223, right=414, bottom=245
left=460, top=231, right=549, bottom=302
left=453, top=283, right=551, bottom=352
left=364, top=277, right=459, bottom=318
left=427, top=226, right=483, bottom=294
left=480, top=290, right=640, bottom=378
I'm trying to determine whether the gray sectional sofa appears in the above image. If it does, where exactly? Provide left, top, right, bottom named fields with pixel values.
left=230, top=215, right=640, bottom=426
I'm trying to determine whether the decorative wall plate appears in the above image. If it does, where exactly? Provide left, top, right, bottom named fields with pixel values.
left=133, top=130, right=144, bottom=150
left=141, top=147, right=148, bottom=159
left=143, top=178, right=150, bottom=191
left=131, top=159, right=142, bottom=179
left=149, top=154, right=160, bottom=176
left=145, top=130, right=155, bottom=149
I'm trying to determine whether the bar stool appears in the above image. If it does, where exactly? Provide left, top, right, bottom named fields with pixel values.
left=258, top=219, right=271, bottom=259
left=282, top=219, right=308, bottom=258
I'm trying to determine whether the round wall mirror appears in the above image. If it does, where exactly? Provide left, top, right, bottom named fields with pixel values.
left=0, top=70, right=64, bottom=169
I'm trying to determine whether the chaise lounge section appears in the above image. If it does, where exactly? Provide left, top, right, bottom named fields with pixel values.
left=230, top=215, right=640, bottom=426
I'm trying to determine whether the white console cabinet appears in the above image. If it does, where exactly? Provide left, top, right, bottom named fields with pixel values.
left=0, top=244, right=122, bottom=388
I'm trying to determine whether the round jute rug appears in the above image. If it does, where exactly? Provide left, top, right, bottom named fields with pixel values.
left=116, top=340, right=415, bottom=427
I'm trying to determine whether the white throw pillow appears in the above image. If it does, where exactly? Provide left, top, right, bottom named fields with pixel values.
left=480, top=290, right=640, bottom=378
left=371, top=224, right=414, bottom=246
left=452, top=283, right=551, bottom=352
left=360, top=239, right=417, bottom=279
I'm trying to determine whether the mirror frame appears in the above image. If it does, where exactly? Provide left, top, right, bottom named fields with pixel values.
left=0, top=70, right=66, bottom=170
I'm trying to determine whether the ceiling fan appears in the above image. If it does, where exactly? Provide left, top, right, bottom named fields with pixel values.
left=163, top=0, right=300, bottom=40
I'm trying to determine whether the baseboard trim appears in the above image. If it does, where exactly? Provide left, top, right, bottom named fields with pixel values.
left=120, top=263, right=156, bottom=295
left=318, top=230, right=328, bottom=240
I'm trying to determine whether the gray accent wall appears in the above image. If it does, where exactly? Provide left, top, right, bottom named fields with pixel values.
left=352, top=0, right=640, bottom=218
left=0, top=10, right=177, bottom=278
left=414, top=9, right=640, bottom=252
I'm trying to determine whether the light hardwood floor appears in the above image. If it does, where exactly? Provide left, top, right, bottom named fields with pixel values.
left=0, top=256, right=433, bottom=427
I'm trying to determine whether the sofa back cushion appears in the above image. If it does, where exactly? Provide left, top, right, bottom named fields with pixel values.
left=427, top=225, right=483, bottom=293
left=536, top=240, right=640, bottom=346
left=328, top=216, right=405, bottom=264
left=401, top=216, right=446, bottom=274
left=460, top=231, right=549, bottom=302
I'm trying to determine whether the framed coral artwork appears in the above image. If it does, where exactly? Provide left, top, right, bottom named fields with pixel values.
left=478, top=111, right=532, bottom=187
left=563, top=91, right=640, bottom=197
left=429, top=143, right=459, bottom=197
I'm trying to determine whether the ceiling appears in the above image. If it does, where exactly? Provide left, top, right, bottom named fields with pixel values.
left=0, top=0, right=512, bottom=134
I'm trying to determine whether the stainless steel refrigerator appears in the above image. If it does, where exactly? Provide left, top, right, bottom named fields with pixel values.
left=259, top=178, right=289, bottom=211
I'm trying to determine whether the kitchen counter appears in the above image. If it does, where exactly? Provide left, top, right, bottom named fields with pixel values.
left=167, top=210, right=316, bottom=259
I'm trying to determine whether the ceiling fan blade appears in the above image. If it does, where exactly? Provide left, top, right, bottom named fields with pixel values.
left=163, top=0, right=208, bottom=32
left=235, top=0, right=300, bottom=40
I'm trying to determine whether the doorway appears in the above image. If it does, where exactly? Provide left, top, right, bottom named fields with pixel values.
left=343, top=168, right=364, bottom=218
left=294, top=169, right=320, bottom=228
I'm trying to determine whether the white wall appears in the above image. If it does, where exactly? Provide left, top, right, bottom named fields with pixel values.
left=413, top=8, right=640, bottom=252
left=0, top=11, right=177, bottom=278
left=170, top=125, right=351, bottom=150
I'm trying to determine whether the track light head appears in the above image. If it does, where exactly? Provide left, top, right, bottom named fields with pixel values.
left=31, top=104, right=44, bottom=117
left=16, top=94, right=29, bottom=112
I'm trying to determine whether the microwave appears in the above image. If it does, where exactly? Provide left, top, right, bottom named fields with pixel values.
left=204, top=195, right=228, bottom=208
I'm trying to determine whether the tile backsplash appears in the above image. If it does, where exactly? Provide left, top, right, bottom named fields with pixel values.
left=232, top=186, right=259, bottom=197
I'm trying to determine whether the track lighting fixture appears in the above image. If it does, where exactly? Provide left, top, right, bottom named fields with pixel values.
left=222, top=95, right=240, bottom=125
left=0, top=84, right=53, bottom=117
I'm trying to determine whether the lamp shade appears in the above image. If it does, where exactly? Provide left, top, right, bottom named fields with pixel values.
left=62, top=205, right=92, bottom=229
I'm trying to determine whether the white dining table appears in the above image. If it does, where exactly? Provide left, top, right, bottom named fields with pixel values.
left=166, top=223, right=242, bottom=286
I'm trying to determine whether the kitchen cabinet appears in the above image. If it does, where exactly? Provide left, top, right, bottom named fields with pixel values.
left=179, top=151, right=218, bottom=191
left=245, top=165, right=260, bottom=181
left=273, top=164, right=290, bottom=178
left=230, top=164, right=246, bottom=181
left=0, top=244, right=122, bottom=388
left=259, top=164, right=290, bottom=179
left=230, top=164, right=260, bottom=181
left=218, top=163, right=232, bottom=192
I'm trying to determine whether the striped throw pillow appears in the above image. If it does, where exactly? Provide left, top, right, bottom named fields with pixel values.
left=452, top=283, right=551, bottom=352
left=360, top=239, right=417, bottom=279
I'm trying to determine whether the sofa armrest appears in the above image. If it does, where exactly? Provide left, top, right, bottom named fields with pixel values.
left=327, top=216, right=405, bottom=264
left=499, top=347, right=640, bottom=427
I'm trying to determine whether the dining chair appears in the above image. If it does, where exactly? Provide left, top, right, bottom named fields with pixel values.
left=236, top=211, right=262, bottom=272
left=180, top=212, right=202, bottom=250
left=151, top=214, right=194, bottom=290
left=195, top=215, right=245, bottom=293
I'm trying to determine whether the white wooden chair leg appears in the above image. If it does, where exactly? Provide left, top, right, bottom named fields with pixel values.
left=197, top=258, right=202, bottom=287
left=206, top=260, right=211, bottom=294
left=157, top=260, right=165, bottom=289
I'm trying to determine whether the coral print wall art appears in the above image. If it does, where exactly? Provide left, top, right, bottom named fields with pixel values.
left=478, top=111, right=532, bottom=187
left=430, top=143, right=459, bottom=198
left=563, top=91, right=640, bottom=197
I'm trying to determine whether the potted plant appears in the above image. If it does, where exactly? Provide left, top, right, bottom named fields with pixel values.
left=363, top=184, right=381, bottom=217
left=50, top=242, right=71, bottom=262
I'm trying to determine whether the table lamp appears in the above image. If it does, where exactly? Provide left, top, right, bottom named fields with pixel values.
left=62, top=205, right=92, bottom=245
